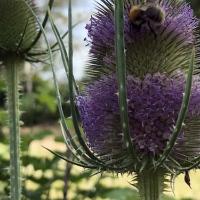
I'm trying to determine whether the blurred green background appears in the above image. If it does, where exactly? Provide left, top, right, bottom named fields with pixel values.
left=0, top=0, right=200, bottom=199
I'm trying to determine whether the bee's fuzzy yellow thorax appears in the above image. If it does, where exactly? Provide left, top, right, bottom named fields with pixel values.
left=129, top=5, right=143, bottom=22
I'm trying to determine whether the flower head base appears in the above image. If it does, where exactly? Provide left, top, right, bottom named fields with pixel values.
left=77, top=73, right=200, bottom=166
left=85, top=0, right=199, bottom=79
left=0, top=0, right=38, bottom=59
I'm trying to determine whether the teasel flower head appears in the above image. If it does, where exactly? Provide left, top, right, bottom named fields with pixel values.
left=0, top=0, right=37, bottom=59
left=71, top=0, right=200, bottom=198
left=79, top=0, right=200, bottom=164
left=0, top=0, right=55, bottom=66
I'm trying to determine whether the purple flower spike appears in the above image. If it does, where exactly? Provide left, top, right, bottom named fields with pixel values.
left=77, top=73, right=200, bottom=162
left=85, top=0, right=199, bottom=80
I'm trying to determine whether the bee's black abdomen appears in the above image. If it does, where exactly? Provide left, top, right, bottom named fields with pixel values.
left=146, top=6, right=164, bottom=23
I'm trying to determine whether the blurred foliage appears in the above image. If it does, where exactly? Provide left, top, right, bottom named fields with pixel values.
left=0, top=72, right=71, bottom=126
left=20, top=75, right=59, bottom=125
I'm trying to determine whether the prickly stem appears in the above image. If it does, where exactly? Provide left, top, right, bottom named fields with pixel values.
left=136, top=169, right=165, bottom=200
left=5, top=57, right=23, bottom=200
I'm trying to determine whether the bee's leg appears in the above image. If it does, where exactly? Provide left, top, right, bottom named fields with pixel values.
left=129, top=20, right=146, bottom=35
left=129, top=23, right=141, bottom=35
left=147, top=21, right=157, bottom=39
left=129, top=23, right=134, bottom=34
left=135, top=21, right=146, bottom=33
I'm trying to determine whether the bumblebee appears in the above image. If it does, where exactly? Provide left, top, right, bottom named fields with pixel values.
left=129, top=4, right=165, bottom=38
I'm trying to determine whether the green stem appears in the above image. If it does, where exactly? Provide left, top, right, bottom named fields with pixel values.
left=115, top=0, right=138, bottom=162
left=137, top=169, right=165, bottom=200
left=5, top=57, right=23, bottom=200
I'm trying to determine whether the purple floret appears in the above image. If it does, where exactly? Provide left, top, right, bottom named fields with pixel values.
left=76, top=73, right=200, bottom=157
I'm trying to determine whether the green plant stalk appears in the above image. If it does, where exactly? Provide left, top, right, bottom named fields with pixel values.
left=115, top=0, right=138, bottom=162
left=5, top=57, right=23, bottom=200
left=137, top=169, right=164, bottom=200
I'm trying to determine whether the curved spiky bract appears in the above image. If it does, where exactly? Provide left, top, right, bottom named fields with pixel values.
left=0, top=0, right=39, bottom=58
left=155, top=48, right=195, bottom=168
left=85, top=0, right=199, bottom=80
